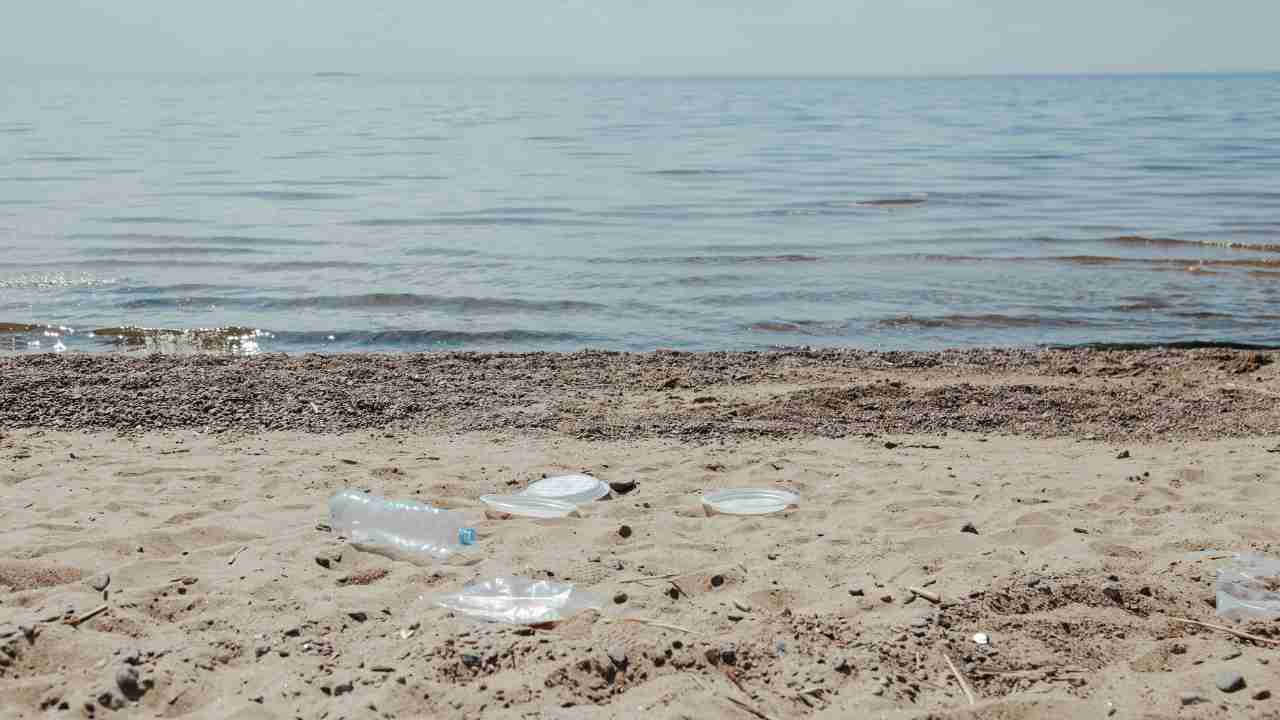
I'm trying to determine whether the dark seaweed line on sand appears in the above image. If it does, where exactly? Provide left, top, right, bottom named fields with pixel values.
left=0, top=348, right=1276, bottom=440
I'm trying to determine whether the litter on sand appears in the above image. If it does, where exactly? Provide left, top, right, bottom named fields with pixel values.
left=432, top=576, right=602, bottom=625
left=701, top=488, right=799, bottom=516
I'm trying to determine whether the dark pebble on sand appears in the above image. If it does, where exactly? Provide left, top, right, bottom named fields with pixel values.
left=1117, top=450, right=1130, bottom=459
left=961, top=521, right=979, bottom=534
left=613, top=592, right=628, bottom=605
left=710, top=574, right=724, bottom=587
left=618, top=525, right=632, bottom=539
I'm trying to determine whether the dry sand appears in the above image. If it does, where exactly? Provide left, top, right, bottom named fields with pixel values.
left=3, top=349, right=1280, bottom=718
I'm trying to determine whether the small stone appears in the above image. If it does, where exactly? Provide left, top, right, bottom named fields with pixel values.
left=87, top=573, right=110, bottom=593
left=115, top=666, right=148, bottom=700
left=732, top=599, right=752, bottom=612
left=347, top=611, right=368, bottom=622
left=1253, top=689, right=1272, bottom=700
left=97, top=690, right=123, bottom=710
left=847, top=586, right=865, bottom=597
left=618, top=525, right=632, bottom=539
left=1216, top=671, right=1246, bottom=693
left=883, top=441, right=899, bottom=449
left=284, top=627, right=301, bottom=637
left=607, top=645, right=628, bottom=670
left=333, top=680, right=354, bottom=696
left=255, top=644, right=271, bottom=658
left=1025, top=575, right=1042, bottom=587
left=1102, top=583, right=1123, bottom=604
left=710, top=574, right=724, bottom=588
left=833, top=656, right=852, bottom=674
left=1222, top=649, right=1242, bottom=661
left=880, top=594, right=894, bottom=604
left=719, top=643, right=737, bottom=666
left=973, top=633, right=990, bottom=645
left=612, top=592, right=628, bottom=605
left=1179, top=690, right=1205, bottom=706
left=315, top=550, right=343, bottom=569
left=608, top=480, right=637, bottom=495
left=1116, top=450, right=1131, bottom=459
left=960, top=521, right=979, bottom=535
left=461, top=654, right=482, bottom=669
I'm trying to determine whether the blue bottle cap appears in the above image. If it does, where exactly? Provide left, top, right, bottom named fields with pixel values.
left=458, top=528, right=477, bottom=546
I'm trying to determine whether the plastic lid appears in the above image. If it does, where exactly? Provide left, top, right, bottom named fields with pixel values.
left=701, top=488, right=799, bottom=516
left=480, top=494, right=579, bottom=519
left=523, top=474, right=610, bottom=505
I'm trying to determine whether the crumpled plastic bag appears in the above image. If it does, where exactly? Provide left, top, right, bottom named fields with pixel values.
left=1216, top=553, right=1280, bottom=619
left=433, top=576, right=602, bottom=625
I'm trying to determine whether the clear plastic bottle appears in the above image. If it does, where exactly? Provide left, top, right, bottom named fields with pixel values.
left=328, top=489, right=476, bottom=564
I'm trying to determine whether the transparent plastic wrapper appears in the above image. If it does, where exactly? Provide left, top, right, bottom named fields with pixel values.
left=433, top=576, right=602, bottom=624
left=329, top=489, right=475, bottom=565
left=1216, top=553, right=1280, bottom=619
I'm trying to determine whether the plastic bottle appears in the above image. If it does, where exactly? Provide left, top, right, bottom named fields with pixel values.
left=328, top=489, right=476, bottom=564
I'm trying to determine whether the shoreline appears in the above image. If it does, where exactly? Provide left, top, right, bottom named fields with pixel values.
left=1, top=346, right=1278, bottom=440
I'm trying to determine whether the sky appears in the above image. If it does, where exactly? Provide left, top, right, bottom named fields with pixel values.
left=4, top=1, right=1277, bottom=76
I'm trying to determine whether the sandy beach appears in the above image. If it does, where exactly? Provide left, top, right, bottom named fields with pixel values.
left=3, top=348, right=1280, bottom=718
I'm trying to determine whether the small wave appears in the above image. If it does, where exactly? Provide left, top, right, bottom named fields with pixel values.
left=243, top=260, right=380, bottom=271
left=272, top=329, right=594, bottom=348
left=746, top=320, right=851, bottom=334
left=265, top=293, right=603, bottom=313
left=222, top=190, right=351, bottom=201
left=598, top=254, right=821, bottom=266
left=525, top=135, right=581, bottom=142
left=0, top=272, right=118, bottom=290
left=348, top=215, right=605, bottom=228
left=21, top=154, right=109, bottom=164
left=103, top=216, right=206, bottom=224
left=644, top=168, right=739, bottom=177
left=79, top=246, right=265, bottom=257
left=877, top=314, right=1090, bottom=330
left=856, top=195, right=929, bottom=207
left=69, top=232, right=322, bottom=248
left=266, top=150, right=332, bottom=160
left=1103, top=234, right=1280, bottom=254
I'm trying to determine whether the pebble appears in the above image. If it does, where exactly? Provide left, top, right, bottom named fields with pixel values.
left=710, top=574, right=724, bottom=588
left=973, top=633, right=990, bottom=645
left=719, top=643, right=737, bottom=666
left=608, top=480, right=637, bottom=495
left=1254, top=689, right=1272, bottom=700
left=617, top=525, right=633, bottom=539
left=960, top=521, right=979, bottom=535
left=1222, top=649, right=1243, bottom=661
left=612, top=592, right=628, bottom=605
left=315, top=550, right=343, bottom=569
left=1116, top=450, right=1131, bottom=459
left=1179, top=690, right=1205, bottom=706
left=1216, top=671, right=1247, bottom=693
left=847, top=586, right=865, bottom=597
left=833, top=656, right=852, bottom=674
left=732, top=599, right=752, bottom=612
left=1102, top=582, right=1123, bottom=604
left=255, top=644, right=271, bottom=658
left=115, top=666, right=146, bottom=700
left=347, top=611, right=368, bottom=622
left=87, top=573, right=110, bottom=593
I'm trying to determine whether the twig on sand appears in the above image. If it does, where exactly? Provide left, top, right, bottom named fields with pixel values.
left=794, top=687, right=829, bottom=707
left=227, top=545, right=248, bottom=566
left=908, top=586, right=942, bottom=604
left=1217, top=384, right=1280, bottom=400
left=612, top=617, right=695, bottom=634
left=1169, top=617, right=1280, bottom=647
left=66, top=605, right=108, bottom=627
left=167, top=687, right=189, bottom=706
left=618, top=572, right=683, bottom=585
left=943, top=651, right=977, bottom=705
left=724, top=694, right=780, bottom=720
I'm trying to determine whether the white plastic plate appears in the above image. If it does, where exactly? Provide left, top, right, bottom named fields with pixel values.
left=524, top=474, right=610, bottom=504
left=480, top=494, right=578, bottom=519
left=701, top=488, right=799, bottom=516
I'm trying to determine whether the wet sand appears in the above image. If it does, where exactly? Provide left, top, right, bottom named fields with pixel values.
left=3, top=348, right=1280, bottom=718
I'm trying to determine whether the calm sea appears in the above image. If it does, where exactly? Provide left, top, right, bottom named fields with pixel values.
left=2, top=73, right=1279, bottom=354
